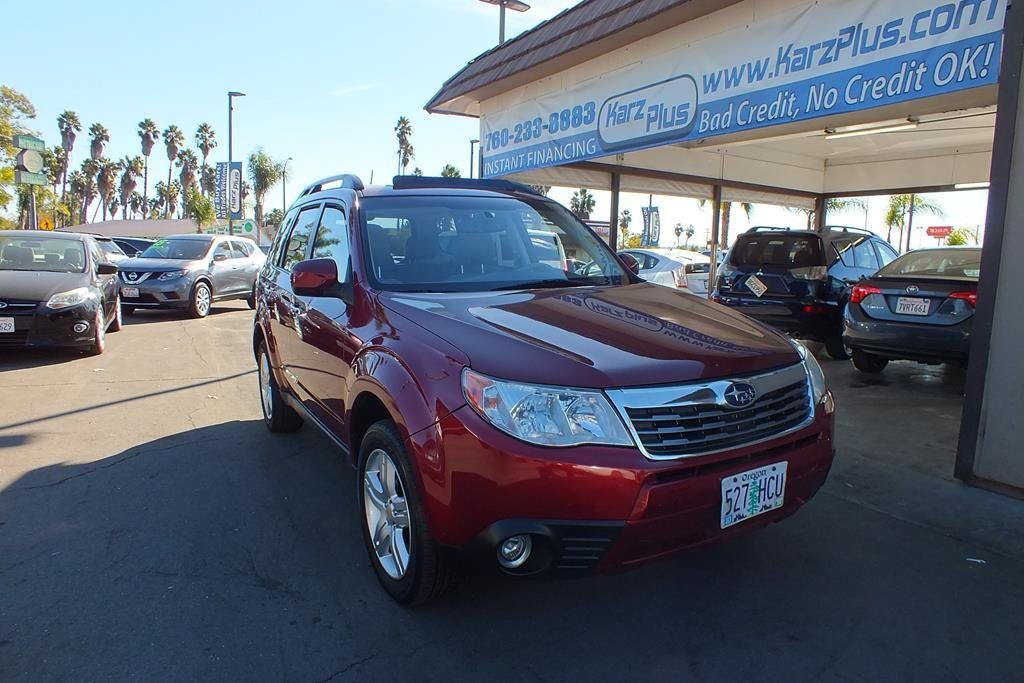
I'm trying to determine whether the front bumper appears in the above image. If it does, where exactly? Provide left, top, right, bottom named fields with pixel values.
left=119, top=277, right=193, bottom=309
left=0, top=301, right=100, bottom=349
left=412, top=401, right=835, bottom=575
left=843, top=305, right=971, bottom=363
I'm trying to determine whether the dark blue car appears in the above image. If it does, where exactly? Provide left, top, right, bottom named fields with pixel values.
left=713, top=226, right=899, bottom=358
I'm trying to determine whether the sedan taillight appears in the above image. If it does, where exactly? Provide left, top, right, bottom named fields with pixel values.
left=850, top=284, right=882, bottom=304
left=949, top=291, right=977, bottom=308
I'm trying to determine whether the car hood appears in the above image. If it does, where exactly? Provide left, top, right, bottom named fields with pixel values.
left=119, top=257, right=198, bottom=272
left=380, top=282, right=800, bottom=388
left=0, top=270, right=90, bottom=303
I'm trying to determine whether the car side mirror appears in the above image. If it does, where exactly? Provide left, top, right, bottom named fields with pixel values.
left=213, top=253, right=227, bottom=263
left=97, top=263, right=118, bottom=275
left=617, top=252, right=641, bottom=276
left=291, top=258, right=350, bottom=301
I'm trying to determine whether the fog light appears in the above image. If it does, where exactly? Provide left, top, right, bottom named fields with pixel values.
left=497, top=535, right=532, bottom=570
left=73, top=322, right=89, bottom=334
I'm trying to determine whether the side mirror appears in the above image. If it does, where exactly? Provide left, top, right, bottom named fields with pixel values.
left=213, top=253, right=227, bottom=263
left=97, top=262, right=118, bottom=275
left=291, top=258, right=349, bottom=300
left=617, top=252, right=641, bottom=276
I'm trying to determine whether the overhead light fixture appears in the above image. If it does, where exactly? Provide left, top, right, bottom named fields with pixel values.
left=954, top=182, right=990, bottom=190
left=824, top=119, right=919, bottom=140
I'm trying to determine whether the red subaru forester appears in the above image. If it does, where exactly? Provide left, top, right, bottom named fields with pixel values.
left=254, top=174, right=835, bottom=604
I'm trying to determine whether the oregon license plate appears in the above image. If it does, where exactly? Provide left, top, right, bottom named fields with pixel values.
left=122, top=287, right=140, bottom=298
left=895, top=297, right=929, bottom=315
left=0, top=317, right=14, bottom=333
left=720, top=461, right=788, bottom=529
left=745, top=275, right=768, bottom=297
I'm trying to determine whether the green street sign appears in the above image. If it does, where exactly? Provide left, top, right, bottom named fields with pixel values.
left=15, top=170, right=49, bottom=186
left=12, top=135, right=45, bottom=152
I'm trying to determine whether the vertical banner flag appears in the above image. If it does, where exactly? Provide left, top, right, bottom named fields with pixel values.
left=640, top=206, right=661, bottom=247
left=214, top=162, right=228, bottom=219
left=480, top=0, right=1006, bottom=177
left=229, top=161, right=243, bottom=221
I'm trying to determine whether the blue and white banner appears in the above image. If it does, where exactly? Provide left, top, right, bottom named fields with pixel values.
left=214, top=162, right=228, bottom=219
left=481, top=0, right=1006, bottom=178
left=215, top=161, right=244, bottom=220
left=640, top=206, right=660, bottom=247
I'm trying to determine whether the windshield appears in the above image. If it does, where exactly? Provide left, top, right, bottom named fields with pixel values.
left=878, top=248, right=981, bottom=279
left=0, top=236, right=86, bottom=273
left=139, top=238, right=212, bottom=260
left=361, top=195, right=628, bottom=292
left=731, top=233, right=823, bottom=268
left=98, top=241, right=126, bottom=258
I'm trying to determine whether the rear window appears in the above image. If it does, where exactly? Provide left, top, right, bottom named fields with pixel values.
left=878, top=249, right=981, bottom=279
left=731, top=234, right=823, bottom=268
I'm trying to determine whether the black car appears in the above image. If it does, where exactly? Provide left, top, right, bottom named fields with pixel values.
left=714, top=226, right=899, bottom=358
left=112, top=237, right=154, bottom=257
left=0, top=231, right=122, bottom=354
left=843, top=247, right=980, bottom=373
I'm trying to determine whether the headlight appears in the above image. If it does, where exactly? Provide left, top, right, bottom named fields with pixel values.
left=790, top=339, right=829, bottom=405
left=462, top=369, right=633, bottom=447
left=46, top=287, right=95, bottom=309
left=157, top=269, right=189, bottom=280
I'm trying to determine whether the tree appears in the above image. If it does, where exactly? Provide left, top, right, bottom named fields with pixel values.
left=570, top=188, right=596, bottom=220
left=884, top=194, right=946, bottom=250
left=440, top=164, right=461, bottom=178
left=412, top=167, right=423, bottom=176
left=265, top=208, right=285, bottom=231
left=247, top=150, right=282, bottom=228
left=200, top=165, right=216, bottom=197
left=184, top=188, right=215, bottom=231
left=137, top=119, right=159, bottom=216
left=164, top=179, right=182, bottom=218
left=530, top=185, right=551, bottom=196
left=685, top=224, right=695, bottom=246
left=95, top=158, right=119, bottom=221
left=945, top=227, right=979, bottom=246
left=674, top=223, right=684, bottom=247
left=119, top=156, right=144, bottom=219
left=698, top=199, right=752, bottom=248
left=177, top=148, right=199, bottom=196
left=161, top=125, right=184, bottom=217
left=1, top=85, right=37, bottom=211
left=128, top=191, right=144, bottom=220
left=88, top=123, right=109, bottom=161
left=43, top=146, right=67, bottom=222
left=195, top=123, right=216, bottom=193
left=792, top=197, right=868, bottom=229
left=56, top=110, right=82, bottom=209
left=394, top=117, right=414, bottom=175
left=70, top=160, right=98, bottom=224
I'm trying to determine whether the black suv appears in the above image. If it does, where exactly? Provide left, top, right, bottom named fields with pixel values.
left=713, top=226, right=899, bottom=358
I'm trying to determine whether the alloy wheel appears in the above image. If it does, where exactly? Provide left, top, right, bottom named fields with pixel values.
left=195, top=284, right=211, bottom=316
left=363, top=448, right=412, bottom=580
left=259, top=351, right=273, bottom=420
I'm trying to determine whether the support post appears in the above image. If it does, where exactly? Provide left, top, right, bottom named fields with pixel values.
left=608, top=172, right=621, bottom=250
left=814, top=195, right=826, bottom=232
left=906, top=194, right=916, bottom=252
left=708, top=184, right=722, bottom=299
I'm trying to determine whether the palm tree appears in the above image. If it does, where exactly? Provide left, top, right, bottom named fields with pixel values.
left=791, top=197, right=869, bottom=229
left=440, top=164, right=461, bottom=178
left=162, top=125, right=185, bottom=217
left=165, top=180, right=182, bottom=219
left=119, top=156, right=145, bottom=219
left=200, top=166, right=217, bottom=197
left=108, top=197, right=120, bottom=219
left=71, top=161, right=98, bottom=224
left=685, top=224, right=695, bottom=246
left=128, top=191, right=144, bottom=220
left=88, top=123, right=110, bottom=161
left=177, top=148, right=200, bottom=196
left=697, top=199, right=753, bottom=248
left=195, top=123, right=217, bottom=193
left=184, top=187, right=215, bottom=232
left=570, top=188, right=596, bottom=219
left=395, top=117, right=414, bottom=175
left=138, top=119, right=159, bottom=216
left=412, top=167, right=423, bottom=176
left=57, top=111, right=82, bottom=203
left=247, top=150, right=282, bottom=228
left=147, top=196, right=162, bottom=220
left=885, top=194, right=946, bottom=251
left=95, top=158, right=119, bottom=221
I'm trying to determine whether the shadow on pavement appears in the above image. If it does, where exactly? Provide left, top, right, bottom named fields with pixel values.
left=0, top=347, right=95, bottom=371
left=2, top=418, right=1022, bottom=681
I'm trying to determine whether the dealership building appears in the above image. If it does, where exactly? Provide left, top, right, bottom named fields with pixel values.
left=429, top=0, right=1022, bottom=493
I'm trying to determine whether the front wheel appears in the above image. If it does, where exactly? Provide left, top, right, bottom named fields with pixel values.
left=852, top=348, right=888, bottom=374
left=358, top=421, right=459, bottom=605
left=189, top=281, right=212, bottom=318
left=88, top=307, right=106, bottom=356
left=108, top=296, right=123, bottom=332
left=246, top=284, right=257, bottom=310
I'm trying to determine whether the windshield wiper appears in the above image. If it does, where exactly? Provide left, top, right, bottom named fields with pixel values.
left=489, top=278, right=597, bottom=291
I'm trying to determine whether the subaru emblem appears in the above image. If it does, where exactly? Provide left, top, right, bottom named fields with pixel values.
left=724, top=382, right=757, bottom=408
left=906, top=285, right=919, bottom=294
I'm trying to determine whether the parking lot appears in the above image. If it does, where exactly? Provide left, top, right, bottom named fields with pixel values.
left=2, top=303, right=1023, bottom=682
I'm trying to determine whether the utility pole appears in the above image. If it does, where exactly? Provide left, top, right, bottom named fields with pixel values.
left=469, top=139, right=479, bottom=179
left=228, top=91, right=246, bottom=236
left=906, top=194, right=916, bottom=252
left=478, top=0, right=531, bottom=45
left=282, top=157, right=292, bottom=212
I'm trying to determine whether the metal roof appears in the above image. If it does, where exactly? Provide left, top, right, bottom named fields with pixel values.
left=426, top=0, right=736, bottom=115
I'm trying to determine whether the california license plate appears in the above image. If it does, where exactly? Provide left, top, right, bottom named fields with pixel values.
left=745, top=275, right=768, bottom=297
left=122, top=287, right=140, bottom=299
left=0, top=317, right=14, bottom=333
left=895, top=296, right=929, bottom=315
left=721, top=461, right=788, bottom=529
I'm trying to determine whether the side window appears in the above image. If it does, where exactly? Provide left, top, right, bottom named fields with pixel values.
left=312, top=205, right=351, bottom=278
left=852, top=239, right=879, bottom=270
left=228, top=240, right=248, bottom=258
left=281, top=205, right=322, bottom=271
left=875, top=241, right=899, bottom=267
left=829, top=237, right=853, bottom=266
left=88, top=240, right=104, bottom=268
left=214, top=241, right=233, bottom=260
left=268, top=208, right=299, bottom=267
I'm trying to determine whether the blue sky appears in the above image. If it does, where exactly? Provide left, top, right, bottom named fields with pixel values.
left=8, top=0, right=986, bottom=246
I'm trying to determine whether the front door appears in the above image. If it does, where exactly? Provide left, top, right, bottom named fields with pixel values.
left=209, top=240, right=239, bottom=296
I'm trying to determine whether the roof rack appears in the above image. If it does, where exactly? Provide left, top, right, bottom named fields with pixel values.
left=824, top=225, right=874, bottom=234
left=745, top=226, right=794, bottom=233
left=391, top=175, right=544, bottom=196
left=297, top=174, right=365, bottom=198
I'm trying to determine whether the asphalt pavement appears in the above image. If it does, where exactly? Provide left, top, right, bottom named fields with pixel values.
left=1, top=303, right=1022, bottom=681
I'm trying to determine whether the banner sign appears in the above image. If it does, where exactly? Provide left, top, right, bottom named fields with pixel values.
left=927, top=225, right=954, bottom=238
left=214, top=162, right=228, bottom=219
left=481, top=0, right=1006, bottom=177
left=640, top=206, right=661, bottom=247
left=214, top=162, right=244, bottom=220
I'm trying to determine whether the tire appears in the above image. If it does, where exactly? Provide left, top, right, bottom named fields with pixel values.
left=108, top=296, right=123, bottom=332
left=88, top=307, right=106, bottom=356
left=852, top=348, right=888, bottom=374
left=824, top=335, right=850, bottom=360
left=257, top=343, right=303, bottom=433
left=246, top=284, right=257, bottom=310
left=189, top=281, right=212, bottom=318
left=358, top=420, right=459, bottom=605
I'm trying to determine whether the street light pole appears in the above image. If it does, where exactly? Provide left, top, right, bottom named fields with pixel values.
left=282, top=157, right=292, bottom=212
left=478, top=0, right=531, bottom=45
left=227, top=91, right=246, bottom=236
left=469, top=139, right=479, bottom=179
